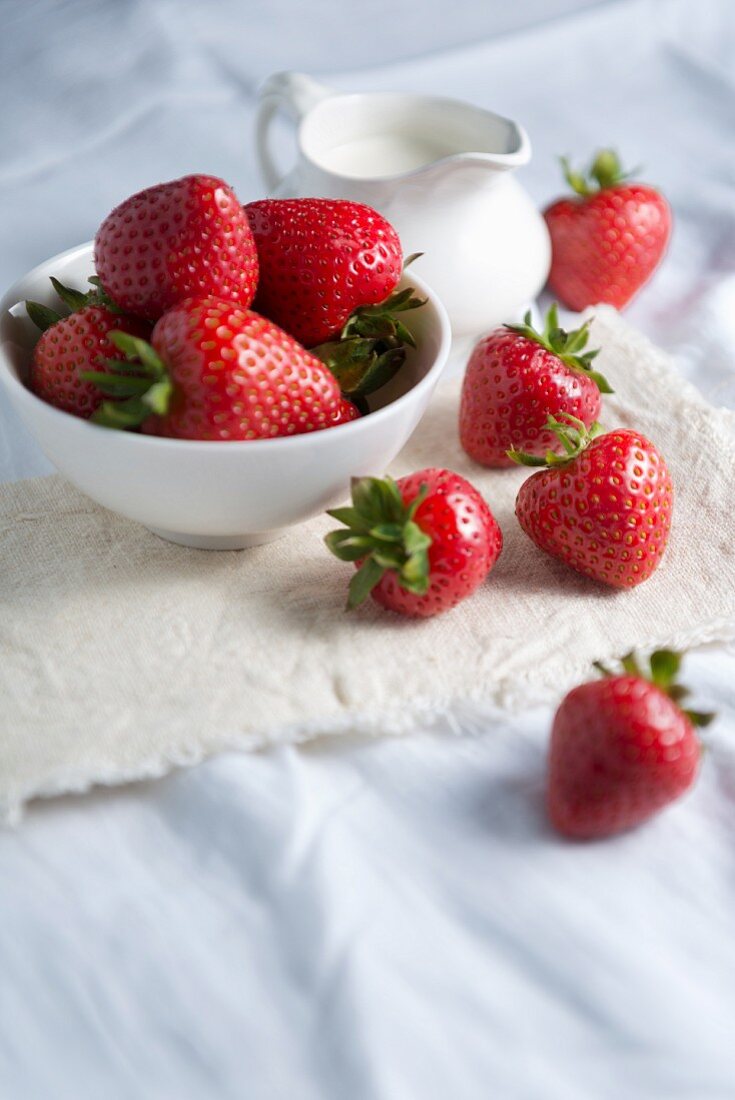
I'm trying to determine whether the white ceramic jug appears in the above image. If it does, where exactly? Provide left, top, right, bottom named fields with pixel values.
left=255, top=71, right=551, bottom=338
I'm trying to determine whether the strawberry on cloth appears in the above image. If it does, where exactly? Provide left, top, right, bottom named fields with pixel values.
left=460, top=304, right=610, bottom=468
left=325, top=468, right=502, bottom=617
left=511, top=414, right=673, bottom=588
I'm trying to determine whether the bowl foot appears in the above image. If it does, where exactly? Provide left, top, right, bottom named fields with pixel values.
left=146, top=526, right=283, bottom=550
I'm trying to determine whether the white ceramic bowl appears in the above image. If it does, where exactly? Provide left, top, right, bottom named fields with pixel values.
left=0, top=242, right=451, bottom=548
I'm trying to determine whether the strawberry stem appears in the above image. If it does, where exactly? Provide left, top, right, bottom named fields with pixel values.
left=325, top=475, right=432, bottom=609
left=561, top=148, right=639, bottom=197
left=594, top=649, right=715, bottom=729
left=505, top=304, right=612, bottom=394
left=507, top=413, right=602, bottom=468
left=312, top=285, right=426, bottom=400
left=25, top=301, right=62, bottom=332
left=80, top=330, right=172, bottom=430
left=26, top=275, right=124, bottom=334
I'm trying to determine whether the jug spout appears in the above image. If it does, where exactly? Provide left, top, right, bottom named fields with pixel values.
left=419, top=106, right=531, bottom=180
left=302, top=96, right=532, bottom=190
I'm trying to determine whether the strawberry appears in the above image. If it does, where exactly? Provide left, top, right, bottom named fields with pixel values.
left=84, top=298, right=348, bottom=441
left=94, top=175, right=259, bottom=320
left=548, top=650, right=713, bottom=839
left=543, top=149, right=672, bottom=311
left=459, top=304, right=610, bottom=468
left=511, top=414, right=673, bottom=588
left=26, top=277, right=151, bottom=419
left=246, top=198, right=424, bottom=398
left=325, top=468, right=502, bottom=617
left=332, top=397, right=362, bottom=425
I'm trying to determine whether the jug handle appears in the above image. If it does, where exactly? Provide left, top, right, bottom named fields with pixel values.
left=256, top=72, right=332, bottom=192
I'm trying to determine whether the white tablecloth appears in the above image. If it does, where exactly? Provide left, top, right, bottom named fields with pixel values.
left=2, top=2, right=735, bottom=1096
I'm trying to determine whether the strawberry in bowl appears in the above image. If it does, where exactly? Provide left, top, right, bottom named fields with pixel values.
left=25, top=276, right=151, bottom=420
left=94, top=174, right=260, bottom=320
left=0, top=240, right=450, bottom=548
left=246, top=197, right=425, bottom=402
left=84, top=299, right=355, bottom=440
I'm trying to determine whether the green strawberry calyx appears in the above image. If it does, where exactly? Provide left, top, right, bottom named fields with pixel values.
left=325, top=475, right=432, bottom=610
left=26, top=275, right=122, bottom=332
left=311, top=256, right=427, bottom=401
left=507, top=411, right=602, bottom=468
left=80, top=331, right=173, bottom=430
left=506, top=304, right=612, bottom=394
left=561, top=148, right=640, bottom=197
left=593, top=650, right=715, bottom=729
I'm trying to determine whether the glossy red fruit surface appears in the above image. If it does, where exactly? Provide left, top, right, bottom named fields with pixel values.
left=548, top=675, right=700, bottom=839
left=543, top=151, right=671, bottom=311
left=460, top=308, right=606, bottom=468
left=246, top=198, right=403, bottom=347
left=30, top=305, right=151, bottom=419
left=330, top=397, right=362, bottom=425
left=147, top=300, right=344, bottom=440
left=515, top=425, right=673, bottom=588
left=95, top=175, right=259, bottom=320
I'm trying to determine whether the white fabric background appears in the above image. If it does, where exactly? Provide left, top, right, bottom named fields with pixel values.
left=2, top=1, right=735, bottom=1096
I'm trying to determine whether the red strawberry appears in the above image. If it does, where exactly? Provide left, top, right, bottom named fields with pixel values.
left=94, top=175, right=259, bottom=320
left=26, top=277, right=151, bottom=419
left=246, top=198, right=402, bottom=346
left=85, top=299, right=346, bottom=441
left=332, top=397, right=362, bottom=425
left=544, top=149, right=672, bottom=310
left=325, top=468, right=502, bottom=617
left=511, top=415, right=673, bottom=588
left=246, top=198, right=424, bottom=399
left=460, top=304, right=610, bottom=468
left=548, top=650, right=712, bottom=839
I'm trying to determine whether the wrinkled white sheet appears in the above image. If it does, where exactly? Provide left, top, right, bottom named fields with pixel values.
left=2, top=1, right=735, bottom=1096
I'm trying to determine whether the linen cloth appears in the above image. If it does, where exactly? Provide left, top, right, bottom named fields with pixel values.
left=2, top=308, right=734, bottom=819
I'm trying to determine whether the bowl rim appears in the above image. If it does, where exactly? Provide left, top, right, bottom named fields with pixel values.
left=0, top=241, right=452, bottom=453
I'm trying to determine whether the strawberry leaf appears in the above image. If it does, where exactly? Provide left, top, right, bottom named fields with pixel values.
left=313, top=285, right=425, bottom=399
left=85, top=333, right=172, bottom=431
left=650, top=649, right=681, bottom=689
left=142, top=378, right=173, bottom=415
left=325, top=475, right=433, bottom=611
left=592, top=649, right=716, bottom=732
left=49, top=276, right=89, bottom=313
left=91, top=395, right=152, bottom=429
left=25, top=301, right=62, bottom=332
left=78, top=371, right=152, bottom=397
left=684, top=710, right=716, bottom=729
left=347, top=558, right=386, bottom=610
left=505, top=303, right=612, bottom=394
left=26, top=275, right=125, bottom=333
left=508, top=415, right=602, bottom=469
left=561, top=148, right=639, bottom=196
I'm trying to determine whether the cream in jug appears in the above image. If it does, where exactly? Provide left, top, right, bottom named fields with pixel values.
left=255, top=72, right=551, bottom=339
